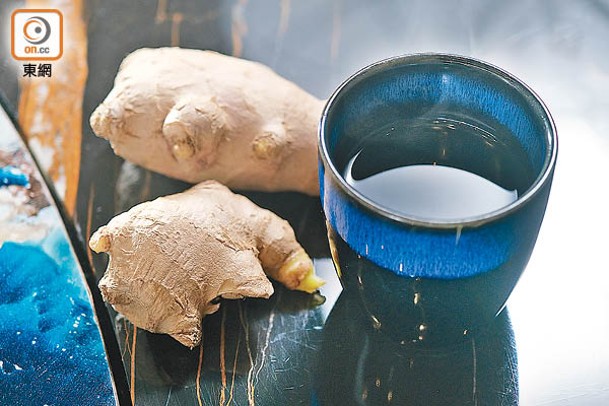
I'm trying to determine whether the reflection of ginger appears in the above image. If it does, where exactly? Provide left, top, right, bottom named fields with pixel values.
left=89, top=181, right=324, bottom=348
left=90, top=47, right=323, bottom=196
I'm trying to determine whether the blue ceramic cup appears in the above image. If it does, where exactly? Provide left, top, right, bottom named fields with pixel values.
left=319, top=54, right=557, bottom=345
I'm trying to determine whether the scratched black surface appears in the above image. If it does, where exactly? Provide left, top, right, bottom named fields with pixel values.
left=0, top=0, right=531, bottom=405
left=4, top=0, right=609, bottom=405
left=73, top=2, right=521, bottom=405
left=79, top=1, right=341, bottom=405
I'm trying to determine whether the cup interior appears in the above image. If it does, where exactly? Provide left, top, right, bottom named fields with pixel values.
left=320, top=54, right=556, bottom=226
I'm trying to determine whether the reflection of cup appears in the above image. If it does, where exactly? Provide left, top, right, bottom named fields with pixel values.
left=314, top=291, right=518, bottom=405
left=319, top=54, right=557, bottom=345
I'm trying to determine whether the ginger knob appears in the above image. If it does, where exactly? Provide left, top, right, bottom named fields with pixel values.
left=89, top=181, right=324, bottom=348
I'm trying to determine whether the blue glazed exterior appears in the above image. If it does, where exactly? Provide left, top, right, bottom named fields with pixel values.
left=319, top=54, right=557, bottom=281
left=321, top=167, right=553, bottom=280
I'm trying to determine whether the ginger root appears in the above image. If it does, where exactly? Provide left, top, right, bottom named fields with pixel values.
left=90, top=47, right=323, bottom=196
left=89, top=181, right=324, bottom=348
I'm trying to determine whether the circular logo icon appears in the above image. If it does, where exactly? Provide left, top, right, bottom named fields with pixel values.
left=23, top=16, right=51, bottom=45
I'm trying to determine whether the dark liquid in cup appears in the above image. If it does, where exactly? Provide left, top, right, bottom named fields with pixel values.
left=346, top=163, right=518, bottom=220
left=341, top=116, right=536, bottom=218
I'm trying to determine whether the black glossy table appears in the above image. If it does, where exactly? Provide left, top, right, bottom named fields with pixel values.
left=1, top=1, right=608, bottom=404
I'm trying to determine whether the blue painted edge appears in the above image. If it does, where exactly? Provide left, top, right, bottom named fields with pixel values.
left=0, top=166, right=30, bottom=187
left=0, top=226, right=117, bottom=404
left=0, top=102, right=120, bottom=405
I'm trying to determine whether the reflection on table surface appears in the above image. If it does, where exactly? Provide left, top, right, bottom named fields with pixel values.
left=315, top=290, right=518, bottom=405
left=1, top=0, right=608, bottom=404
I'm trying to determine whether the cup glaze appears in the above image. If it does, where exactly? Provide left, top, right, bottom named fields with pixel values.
left=319, top=54, right=557, bottom=346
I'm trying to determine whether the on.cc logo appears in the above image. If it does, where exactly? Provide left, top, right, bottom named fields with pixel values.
left=11, top=9, right=63, bottom=61
left=23, top=16, right=52, bottom=45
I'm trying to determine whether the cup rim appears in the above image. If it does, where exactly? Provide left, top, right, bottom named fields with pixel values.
left=319, top=53, right=558, bottom=229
